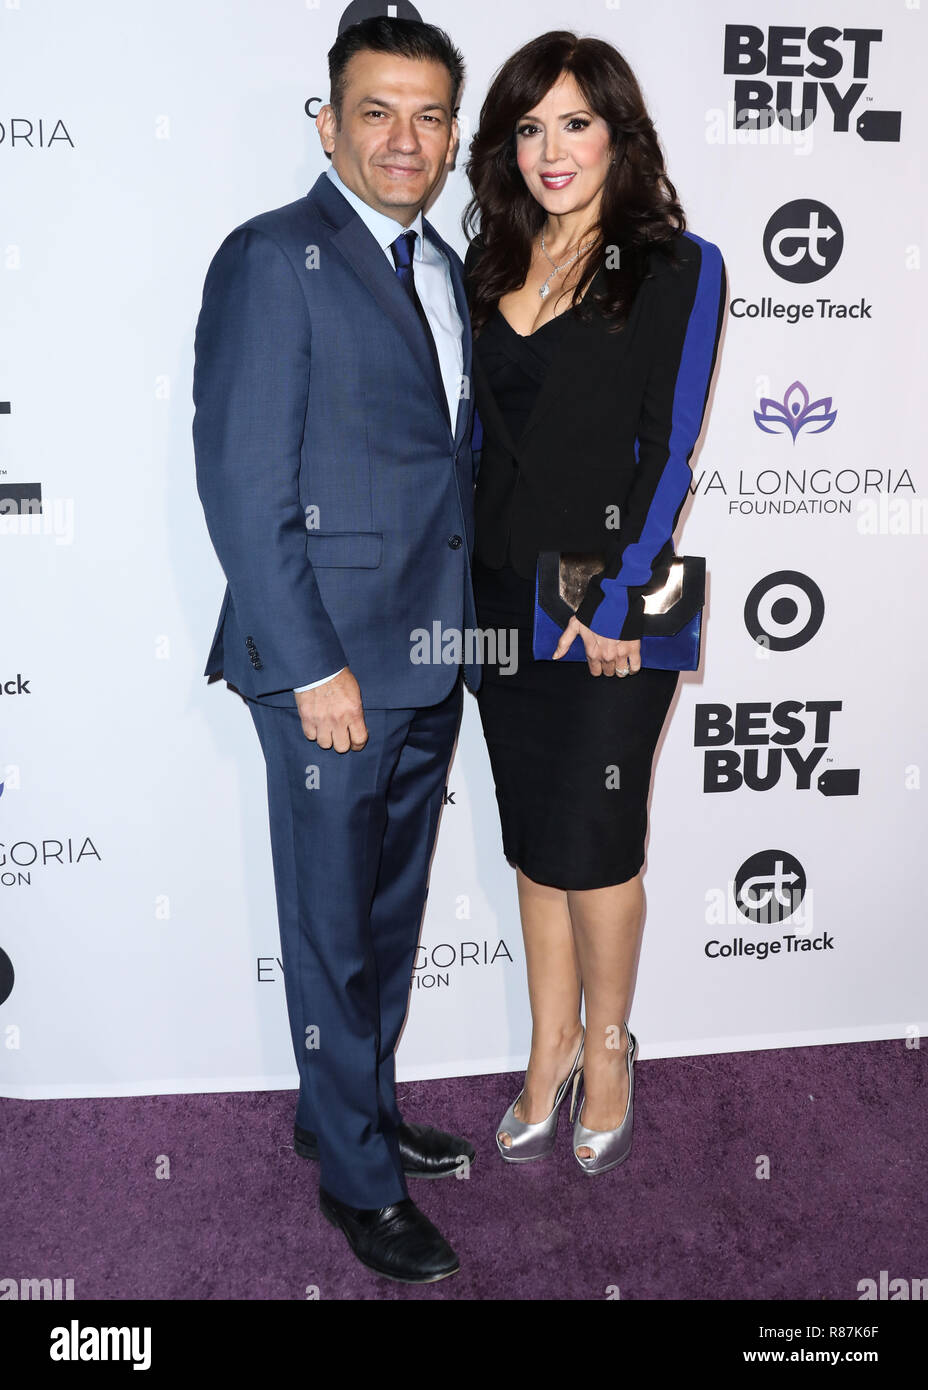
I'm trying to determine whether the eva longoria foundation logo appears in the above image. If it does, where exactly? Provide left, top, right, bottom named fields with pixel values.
left=0, top=118, right=75, bottom=148
left=754, top=381, right=836, bottom=441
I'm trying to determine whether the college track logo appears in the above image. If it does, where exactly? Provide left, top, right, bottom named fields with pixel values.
left=734, top=849, right=806, bottom=926
left=703, top=850, right=835, bottom=962
left=763, top=200, right=843, bottom=283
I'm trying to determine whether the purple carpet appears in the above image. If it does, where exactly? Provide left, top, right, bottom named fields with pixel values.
left=2, top=1040, right=924, bottom=1300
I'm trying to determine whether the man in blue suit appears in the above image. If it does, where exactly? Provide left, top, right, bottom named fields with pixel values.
left=193, top=16, right=480, bottom=1284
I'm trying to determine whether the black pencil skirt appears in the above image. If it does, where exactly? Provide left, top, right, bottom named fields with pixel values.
left=473, top=557, right=679, bottom=891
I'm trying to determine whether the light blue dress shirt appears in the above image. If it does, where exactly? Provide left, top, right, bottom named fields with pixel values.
left=295, top=162, right=465, bottom=694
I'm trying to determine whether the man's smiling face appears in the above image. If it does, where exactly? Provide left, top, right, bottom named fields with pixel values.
left=317, top=49, right=458, bottom=223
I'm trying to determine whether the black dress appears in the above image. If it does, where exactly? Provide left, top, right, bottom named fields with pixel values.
left=472, top=307, right=680, bottom=891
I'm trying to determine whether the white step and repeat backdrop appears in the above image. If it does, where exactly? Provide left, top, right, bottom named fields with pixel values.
left=1, top=1, right=925, bottom=1099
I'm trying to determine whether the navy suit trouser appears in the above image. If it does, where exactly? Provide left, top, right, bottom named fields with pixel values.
left=246, top=670, right=463, bottom=1209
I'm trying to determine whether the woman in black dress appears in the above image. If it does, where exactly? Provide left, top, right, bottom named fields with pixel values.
left=462, top=32, right=726, bottom=1172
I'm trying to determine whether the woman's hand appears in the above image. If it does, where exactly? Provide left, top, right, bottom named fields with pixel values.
left=552, top=616, right=641, bottom=676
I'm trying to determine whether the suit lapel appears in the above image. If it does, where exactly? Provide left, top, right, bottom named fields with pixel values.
left=309, top=173, right=464, bottom=442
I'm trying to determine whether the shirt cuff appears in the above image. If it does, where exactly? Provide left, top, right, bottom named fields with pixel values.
left=294, top=667, right=346, bottom=693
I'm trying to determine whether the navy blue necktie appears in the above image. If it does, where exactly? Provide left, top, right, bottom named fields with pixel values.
left=390, top=230, right=451, bottom=427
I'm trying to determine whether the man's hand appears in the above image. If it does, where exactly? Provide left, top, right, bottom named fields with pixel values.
left=552, top=616, right=641, bottom=677
left=294, top=668, right=368, bottom=751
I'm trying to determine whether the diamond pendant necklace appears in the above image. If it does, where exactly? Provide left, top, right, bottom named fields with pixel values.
left=538, top=230, right=597, bottom=299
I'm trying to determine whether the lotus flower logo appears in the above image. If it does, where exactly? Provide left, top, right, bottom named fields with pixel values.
left=754, top=380, right=837, bottom=442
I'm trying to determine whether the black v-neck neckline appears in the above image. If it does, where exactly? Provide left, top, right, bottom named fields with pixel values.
left=495, top=305, right=571, bottom=340
left=476, top=265, right=605, bottom=456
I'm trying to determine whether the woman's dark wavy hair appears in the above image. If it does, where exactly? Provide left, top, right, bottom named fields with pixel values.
left=462, top=30, right=685, bottom=334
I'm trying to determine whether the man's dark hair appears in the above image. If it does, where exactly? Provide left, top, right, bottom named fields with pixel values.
left=327, top=16, right=465, bottom=126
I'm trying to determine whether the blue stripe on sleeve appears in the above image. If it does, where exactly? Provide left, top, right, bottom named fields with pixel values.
left=599, top=232, right=723, bottom=603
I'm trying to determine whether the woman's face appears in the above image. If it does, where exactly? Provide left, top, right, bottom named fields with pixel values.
left=514, top=71, right=613, bottom=224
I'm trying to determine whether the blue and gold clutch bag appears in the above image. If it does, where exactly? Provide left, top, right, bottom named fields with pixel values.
left=532, top=551, right=705, bottom=670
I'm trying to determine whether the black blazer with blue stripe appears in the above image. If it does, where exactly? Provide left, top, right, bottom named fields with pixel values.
left=464, top=230, right=726, bottom=641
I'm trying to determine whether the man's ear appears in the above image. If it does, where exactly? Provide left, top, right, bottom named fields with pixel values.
left=446, top=114, right=460, bottom=168
left=316, top=103, right=337, bottom=155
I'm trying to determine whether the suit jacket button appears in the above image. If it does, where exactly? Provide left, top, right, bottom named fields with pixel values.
left=448, top=534, right=462, bottom=549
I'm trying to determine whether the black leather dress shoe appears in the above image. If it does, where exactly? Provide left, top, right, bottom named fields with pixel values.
left=294, top=1121, right=476, bottom=1178
left=319, top=1187, right=459, bottom=1283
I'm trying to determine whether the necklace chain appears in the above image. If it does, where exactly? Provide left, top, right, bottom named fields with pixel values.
left=538, top=230, right=597, bottom=299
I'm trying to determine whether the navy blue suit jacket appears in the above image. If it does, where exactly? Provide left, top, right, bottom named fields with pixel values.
left=193, top=171, right=480, bottom=709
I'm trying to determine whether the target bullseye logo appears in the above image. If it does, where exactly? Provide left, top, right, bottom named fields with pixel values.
left=744, top=570, right=824, bottom=651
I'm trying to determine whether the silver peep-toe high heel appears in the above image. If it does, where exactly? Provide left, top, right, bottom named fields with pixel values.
left=572, top=1021, right=638, bottom=1175
left=496, top=1029, right=585, bottom=1163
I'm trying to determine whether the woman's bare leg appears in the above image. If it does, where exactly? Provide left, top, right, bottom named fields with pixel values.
left=567, top=872, right=643, bottom=1158
left=497, top=867, right=584, bottom=1146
